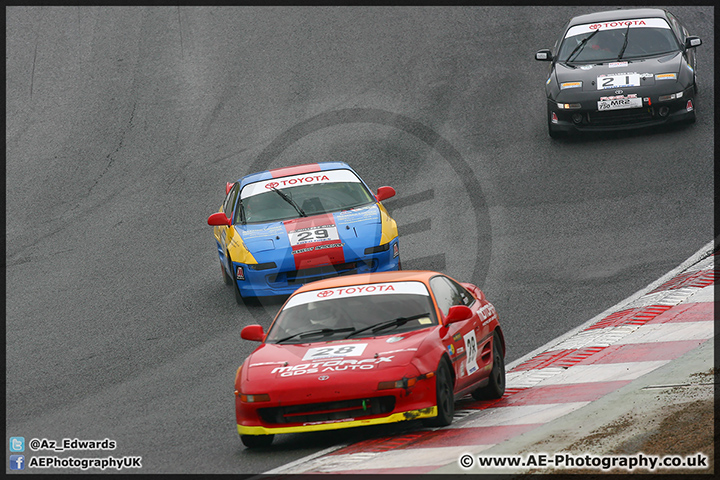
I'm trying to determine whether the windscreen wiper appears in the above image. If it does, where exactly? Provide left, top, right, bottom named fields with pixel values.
left=617, top=23, right=631, bottom=60
left=270, top=186, right=307, bottom=217
left=567, top=28, right=600, bottom=62
left=275, top=327, right=355, bottom=344
left=345, top=312, right=431, bottom=339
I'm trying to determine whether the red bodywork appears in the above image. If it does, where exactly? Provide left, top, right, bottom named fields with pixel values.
left=235, top=270, right=504, bottom=436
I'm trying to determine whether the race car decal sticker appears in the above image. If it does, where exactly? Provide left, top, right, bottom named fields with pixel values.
left=447, top=344, right=455, bottom=356
left=463, top=330, right=479, bottom=376
left=241, top=169, right=362, bottom=199
left=597, top=73, right=641, bottom=89
left=335, top=205, right=378, bottom=224
left=284, top=281, right=431, bottom=308
left=565, top=18, right=671, bottom=38
left=597, top=94, right=642, bottom=111
left=302, top=343, right=368, bottom=361
left=288, top=224, right=340, bottom=246
left=608, top=61, right=628, bottom=68
left=271, top=355, right=395, bottom=377
left=240, top=223, right=285, bottom=239
left=285, top=214, right=345, bottom=269
left=477, top=303, right=497, bottom=325
left=655, top=73, right=677, bottom=80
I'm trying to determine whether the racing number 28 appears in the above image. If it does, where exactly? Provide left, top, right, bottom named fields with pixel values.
left=302, top=343, right=367, bottom=360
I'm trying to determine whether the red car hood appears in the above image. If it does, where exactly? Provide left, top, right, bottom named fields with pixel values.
left=241, top=328, right=436, bottom=400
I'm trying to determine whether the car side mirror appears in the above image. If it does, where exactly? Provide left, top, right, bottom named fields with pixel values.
left=241, top=325, right=265, bottom=342
left=535, top=49, right=553, bottom=61
left=207, top=212, right=232, bottom=226
left=685, top=36, right=702, bottom=49
left=375, top=186, right=396, bottom=202
left=443, top=305, right=473, bottom=326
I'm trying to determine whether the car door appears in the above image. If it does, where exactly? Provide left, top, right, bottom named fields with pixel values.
left=429, top=275, right=488, bottom=391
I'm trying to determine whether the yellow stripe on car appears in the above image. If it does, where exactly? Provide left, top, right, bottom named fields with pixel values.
left=237, top=407, right=436, bottom=435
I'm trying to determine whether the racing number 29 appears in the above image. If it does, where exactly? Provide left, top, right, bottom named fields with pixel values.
left=297, top=229, right=329, bottom=242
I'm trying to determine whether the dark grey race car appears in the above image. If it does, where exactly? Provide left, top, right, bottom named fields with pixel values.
left=535, top=8, right=702, bottom=138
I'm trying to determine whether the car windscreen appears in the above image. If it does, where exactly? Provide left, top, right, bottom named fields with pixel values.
left=558, top=18, right=680, bottom=63
left=237, top=169, right=375, bottom=224
left=265, top=282, right=438, bottom=344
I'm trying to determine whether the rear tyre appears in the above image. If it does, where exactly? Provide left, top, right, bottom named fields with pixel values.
left=241, top=434, right=274, bottom=448
left=422, top=360, right=454, bottom=427
left=471, top=332, right=505, bottom=400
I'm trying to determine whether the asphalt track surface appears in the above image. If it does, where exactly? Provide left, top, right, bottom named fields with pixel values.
left=5, top=5, right=714, bottom=475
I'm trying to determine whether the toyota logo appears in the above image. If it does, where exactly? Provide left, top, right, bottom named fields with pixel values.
left=317, top=290, right=334, bottom=298
left=615, top=89, right=624, bottom=95
left=318, top=375, right=330, bottom=381
left=265, top=181, right=279, bottom=189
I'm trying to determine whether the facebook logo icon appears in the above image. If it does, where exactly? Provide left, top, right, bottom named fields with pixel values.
left=10, top=455, right=25, bottom=470
left=10, top=437, right=25, bottom=452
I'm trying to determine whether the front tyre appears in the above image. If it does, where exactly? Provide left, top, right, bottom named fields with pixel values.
left=241, top=434, right=274, bottom=448
left=422, top=360, right=454, bottom=428
left=471, top=331, right=505, bottom=400
left=227, top=254, right=259, bottom=306
left=221, top=254, right=233, bottom=286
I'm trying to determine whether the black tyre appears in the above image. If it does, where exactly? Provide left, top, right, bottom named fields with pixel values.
left=221, top=255, right=233, bottom=286
left=547, top=104, right=562, bottom=139
left=241, top=434, right=274, bottom=448
left=471, top=332, right=505, bottom=401
left=548, top=120, right=562, bottom=139
left=422, top=360, right=454, bottom=428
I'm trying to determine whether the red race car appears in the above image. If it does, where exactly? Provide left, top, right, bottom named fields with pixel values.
left=234, top=270, right=505, bottom=448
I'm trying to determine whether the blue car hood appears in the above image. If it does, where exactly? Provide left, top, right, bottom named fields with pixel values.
left=236, top=204, right=384, bottom=266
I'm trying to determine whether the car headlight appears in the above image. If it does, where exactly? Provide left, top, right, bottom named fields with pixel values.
left=247, top=262, right=277, bottom=271
left=236, top=392, right=271, bottom=403
left=557, top=103, right=582, bottom=110
left=560, top=81, right=582, bottom=90
left=365, top=243, right=390, bottom=255
left=658, top=91, right=683, bottom=102
left=377, top=372, right=434, bottom=390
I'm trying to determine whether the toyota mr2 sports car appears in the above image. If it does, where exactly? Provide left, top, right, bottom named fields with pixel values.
left=207, top=162, right=400, bottom=304
left=234, top=270, right=505, bottom=448
left=535, top=8, right=702, bottom=137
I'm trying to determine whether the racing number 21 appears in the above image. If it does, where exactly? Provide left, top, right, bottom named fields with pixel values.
left=602, top=76, right=629, bottom=88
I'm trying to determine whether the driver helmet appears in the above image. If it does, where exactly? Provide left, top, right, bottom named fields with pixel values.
left=307, top=302, right=340, bottom=328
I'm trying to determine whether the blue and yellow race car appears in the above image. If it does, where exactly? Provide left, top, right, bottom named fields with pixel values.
left=207, top=162, right=400, bottom=304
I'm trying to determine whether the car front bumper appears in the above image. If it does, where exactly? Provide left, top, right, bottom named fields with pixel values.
left=548, top=85, right=696, bottom=134
left=234, top=239, right=401, bottom=298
